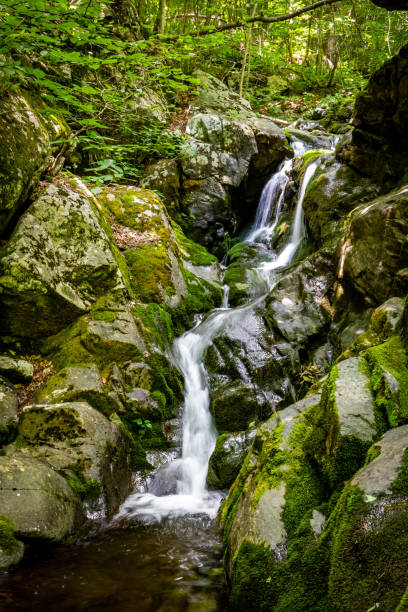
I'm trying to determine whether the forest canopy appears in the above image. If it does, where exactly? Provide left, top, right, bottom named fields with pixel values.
left=1, top=0, right=407, bottom=185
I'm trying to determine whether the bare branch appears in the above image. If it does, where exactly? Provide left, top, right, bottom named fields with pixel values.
left=160, top=0, right=343, bottom=39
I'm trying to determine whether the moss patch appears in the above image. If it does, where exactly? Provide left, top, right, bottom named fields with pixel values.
left=364, top=335, right=408, bottom=433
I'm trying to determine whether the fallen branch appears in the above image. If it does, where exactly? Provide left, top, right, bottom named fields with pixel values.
left=259, top=114, right=290, bottom=126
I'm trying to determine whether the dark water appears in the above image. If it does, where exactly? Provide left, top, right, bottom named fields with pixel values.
left=0, top=515, right=228, bottom=611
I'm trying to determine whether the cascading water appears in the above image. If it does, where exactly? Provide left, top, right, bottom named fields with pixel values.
left=115, top=138, right=325, bottom=524
left=0, top=135, right=335, bottom=612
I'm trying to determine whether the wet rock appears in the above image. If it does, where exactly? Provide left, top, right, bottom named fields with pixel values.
left=0, top=453, right=83, bottom=541
left=339, top=184, right=408, bottom=305
left=0, top=356, right=34, bottom=384
left=207, top=429, right=256, bottom=489
left=205, top=303, right=297, bottom=422
left=17, top=401, right=132, bottom=515
left=302, top=155, right=379, bottom=245
left=264, top=252, right=334, bottom=348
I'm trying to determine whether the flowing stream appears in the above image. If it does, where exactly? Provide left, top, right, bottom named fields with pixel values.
left=0, top=137, right=329, bottom=611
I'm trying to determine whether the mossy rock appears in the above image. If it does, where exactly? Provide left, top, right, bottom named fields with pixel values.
left=0, top=515, right=24, bottom=571
left=221, top=393, right=325, bottom=611
left=304, top=357, right=377, bottom=488
left=363, top=335, right=408, bottom=434
left=0, top=91, right=68, bottom=236
left=16, top=401, right=132, bottom=517
left=327, top=425, right=408, bottom=611
left=0, top=183, right=128, bottom=341
left=36, top=364, right=121, bottom=417
left=0, top=453, right=84, bottom=542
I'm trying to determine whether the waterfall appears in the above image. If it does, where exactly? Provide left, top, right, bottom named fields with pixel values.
left=259, top=158, right=320, bottom=275
left=115, top=138, right=327, bottom=523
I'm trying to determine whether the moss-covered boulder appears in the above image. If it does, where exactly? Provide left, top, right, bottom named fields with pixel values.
left=304, top=357, right=377, bottom=488
left=207, top=429, right=256, bottom=489
left=0, top=92, right=68, bottom=236
left=327, top=424, right=408, bottom=611
left=0, top=453, right=83, bottom=541
left=0, top=515, right=24, bottom=571
left=221, top=393, right=323, bottom=611
left=16, top=401, right=132, bottom=516
left=339, top=184, right=408, bottom=305
left=363, top=335, right=408, bottom=434
left=36, top=365, right=121, bottom=416
left=0, top=356, right=33, bottom=384
left=0, top=183, right=127, bottom=340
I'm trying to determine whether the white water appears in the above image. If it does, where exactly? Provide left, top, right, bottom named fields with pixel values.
left=115, top=137, right=328, bottom=523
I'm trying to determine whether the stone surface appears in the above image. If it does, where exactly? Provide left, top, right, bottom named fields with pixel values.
left=179, top=72, right=288, bottom=250
left=0, top=453, right=83, bottom=541
left=327, top=425, right=408, bottom=611
left=0, top=356, right=34, bottom=384
left=0, top=93, right=67, bottom=236
left=0, top=377, right=18, bottom=428
left=0, top=183, right=127, bottom=339
left=339, top=185, right=408, bottom=305
left=207, top=429, right=256, bottom=489
left=17, top=401, right=132, bottom=516
left=36, top=365, right=120, bottom=416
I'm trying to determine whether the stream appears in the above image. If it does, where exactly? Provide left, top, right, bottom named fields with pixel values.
left=0, top=136, right=330, bottom=611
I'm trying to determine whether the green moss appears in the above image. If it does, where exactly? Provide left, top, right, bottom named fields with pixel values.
left=0, top=516, right=20, bottom=555
left=17, top=405, right=87, bottom=446
left=66, top=472, right=101, bottom=502
left=133, top=302, right=174, bottom=349
left=125, top=243, right=172, bottom=304
left=229, top=540, right=276, bottom=612
left=326, top=484, right=408, bottom=611
left=364, top=336, right=408, bottom=432
left=303, top=366, right=370, bottom=489
left=364, top=443, right=381, bottom=466
left=172, top=222, right=217, bottom=266
left=391, top=447, right=408, bottom=496
left=92, top=310, right=118, bottom=323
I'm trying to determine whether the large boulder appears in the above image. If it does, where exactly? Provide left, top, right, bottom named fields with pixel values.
left=0, top=183, right=128, bottom=340
left=179, top=72, right=289, bottom=251
left=304, top=356, right=378, bottom=488
left=0, top=453, right=83, bottom=541
left=338, top=184, right=408, bottom=305
left=327, top=425, right=408, bottom=611
left=221, top=393, right=323, bottom=611
left=0, top=92, right=68, bottom=236
left=16, top=401, right=132, bottom=516
left=339, top=42, right=408, bottom=181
